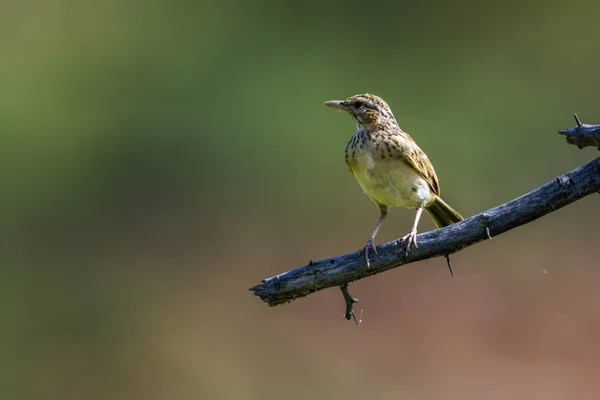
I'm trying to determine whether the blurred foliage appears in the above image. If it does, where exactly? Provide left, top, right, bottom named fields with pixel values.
left=2, top=0, right=600, bottom=399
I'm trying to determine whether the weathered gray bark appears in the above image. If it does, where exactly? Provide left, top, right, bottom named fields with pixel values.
left=559, top=114, right=600, bottom=150
left=250, top=118, right=600, bottom=314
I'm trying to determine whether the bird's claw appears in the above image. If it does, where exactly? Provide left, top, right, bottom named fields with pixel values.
left=397, top=229, right=418, bottom=255
left=360, top=238, right=377, bottom=269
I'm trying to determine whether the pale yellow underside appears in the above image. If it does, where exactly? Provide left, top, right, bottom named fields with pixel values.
left=350, top=151, right=434, bottom=209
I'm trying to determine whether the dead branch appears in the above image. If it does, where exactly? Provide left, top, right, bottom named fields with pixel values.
left=250, top=117, right=600, bottom=314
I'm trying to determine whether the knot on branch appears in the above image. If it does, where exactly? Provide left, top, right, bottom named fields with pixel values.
left=477, top=212, right=493, bottom=239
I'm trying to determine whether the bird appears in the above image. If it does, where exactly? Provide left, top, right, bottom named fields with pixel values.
left=325, top=93, right=463, bottom=269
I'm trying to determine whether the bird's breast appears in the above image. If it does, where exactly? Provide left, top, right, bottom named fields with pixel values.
left=346, top=136, right=433, bottom=209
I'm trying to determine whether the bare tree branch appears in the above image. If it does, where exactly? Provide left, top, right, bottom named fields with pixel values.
left=250, top=121, right=600, bottom=309
left=559, top=114, right=600, bottom=150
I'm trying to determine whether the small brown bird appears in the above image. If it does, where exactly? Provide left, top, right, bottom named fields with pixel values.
left=325, top=93, right=463, bottom=268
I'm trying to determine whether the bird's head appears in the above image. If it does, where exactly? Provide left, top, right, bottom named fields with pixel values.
left=325, top=93, right=397, bottom=128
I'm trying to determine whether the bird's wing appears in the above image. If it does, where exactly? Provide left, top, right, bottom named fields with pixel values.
left=394, top=131, right=441, bottom=196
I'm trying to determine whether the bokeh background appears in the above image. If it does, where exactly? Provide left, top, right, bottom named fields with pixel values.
left=3, top=0, right=600, bottom=399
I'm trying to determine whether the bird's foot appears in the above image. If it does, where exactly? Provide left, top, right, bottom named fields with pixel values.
left=359, top=238, right=377, bottom=269
left=397, top=229, right=418, bottom=255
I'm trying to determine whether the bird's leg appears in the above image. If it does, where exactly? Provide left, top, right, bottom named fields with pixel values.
left=398, top=207, right=423, bottom=254
left=362, top=208, right=387, bottom=269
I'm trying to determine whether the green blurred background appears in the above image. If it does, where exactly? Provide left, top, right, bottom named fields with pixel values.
left=3, top=0, right=600, bottom=399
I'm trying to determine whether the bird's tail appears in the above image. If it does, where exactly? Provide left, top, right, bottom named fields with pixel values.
left=425, top=196, right=463, bottom=228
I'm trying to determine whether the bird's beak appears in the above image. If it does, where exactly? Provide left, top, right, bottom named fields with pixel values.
left=324, top=100, right=346, bottom=111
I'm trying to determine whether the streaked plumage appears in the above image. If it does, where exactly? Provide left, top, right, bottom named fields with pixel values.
left=325, top=93, right=463, bottom=268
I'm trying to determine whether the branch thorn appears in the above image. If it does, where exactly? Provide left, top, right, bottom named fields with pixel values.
left=444, top=255, right=454, bottom=278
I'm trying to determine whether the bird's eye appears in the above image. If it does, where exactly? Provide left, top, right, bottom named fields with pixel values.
left=354, top=101, right=364, bottom=108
